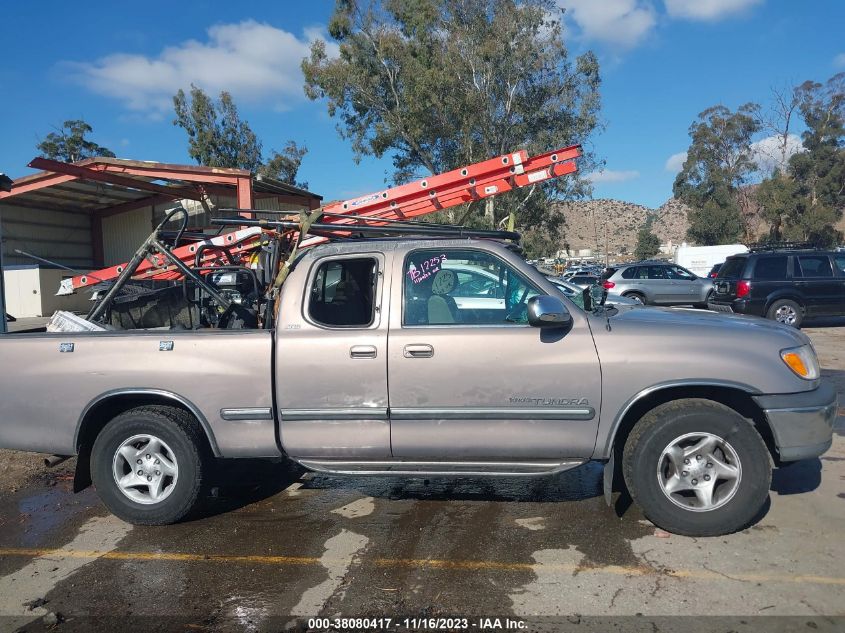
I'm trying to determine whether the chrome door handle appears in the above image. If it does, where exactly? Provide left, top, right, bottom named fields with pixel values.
left=404, top=344, right=434, bottom=358
left=350, top=345, right=377, bottom=359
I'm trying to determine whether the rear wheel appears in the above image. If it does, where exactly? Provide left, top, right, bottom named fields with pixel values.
left=91, top=406, right=207, bottom=525
left=695, top=290, right=714, bottom=309
left=623, top=399, right=771, bottom=536
left=766, top=299, right=803, bottom=328
left=623, top=291, right=646, bottom=305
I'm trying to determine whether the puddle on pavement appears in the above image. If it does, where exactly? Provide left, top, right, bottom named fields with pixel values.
left=17, top=485, right=100, bottom=548
left=0, top=477, right=102, bottom=555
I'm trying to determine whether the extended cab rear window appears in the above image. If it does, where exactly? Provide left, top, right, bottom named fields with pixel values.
left=308, top=257, right=378, bottom=328
left=718, top=257, right=746, bottom=279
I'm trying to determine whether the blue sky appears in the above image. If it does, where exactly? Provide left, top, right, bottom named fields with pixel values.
left=1, top=0, right=843, bottom=208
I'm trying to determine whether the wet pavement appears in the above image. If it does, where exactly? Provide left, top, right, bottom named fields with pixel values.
left=0, top=326, right=843, bottom=631
left=0, top=442, right=843, bottom=632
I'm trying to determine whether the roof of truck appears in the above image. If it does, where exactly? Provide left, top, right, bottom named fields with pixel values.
left=307, top=236, right=518, bottom=252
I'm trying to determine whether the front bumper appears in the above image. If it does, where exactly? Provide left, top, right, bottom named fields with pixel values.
left=753, top=382, right=838, bottom=462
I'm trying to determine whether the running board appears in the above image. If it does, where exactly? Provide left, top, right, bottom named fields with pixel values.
left=294, top=459, right=585, bottom=477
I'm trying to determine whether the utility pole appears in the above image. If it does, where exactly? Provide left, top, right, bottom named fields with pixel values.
left=0, top=173, right=12, bottom=334
left=604, top=217, right=609, bottom=268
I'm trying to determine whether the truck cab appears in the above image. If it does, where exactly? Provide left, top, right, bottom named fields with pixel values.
left=275, top=238, right=602, bottom=473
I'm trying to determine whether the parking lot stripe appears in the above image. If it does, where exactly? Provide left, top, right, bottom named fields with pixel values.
left=0, top=516, right=131, bottom=618
left=0, top=547, right=844, bottom=587
left=0, top=548, right=321, bottom=566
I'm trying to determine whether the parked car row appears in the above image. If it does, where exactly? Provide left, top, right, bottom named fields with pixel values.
left=533, top=245, right=845, bottom=329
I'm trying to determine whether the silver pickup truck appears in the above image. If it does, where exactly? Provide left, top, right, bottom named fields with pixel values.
left=0, top=238, right=836, bottom=536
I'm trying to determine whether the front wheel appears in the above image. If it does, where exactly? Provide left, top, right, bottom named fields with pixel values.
left=91, top=406, right=207, bottom=525
left=623, top=399, right=771, bottom=536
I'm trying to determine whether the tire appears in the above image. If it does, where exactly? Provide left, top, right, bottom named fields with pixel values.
left=623, top=291, right=646, bottom=305
left=91, top=405, right=207, bottom=525
left=766, top=299, right=803, bottom=328
left=622, top=399, right=771, bottom=536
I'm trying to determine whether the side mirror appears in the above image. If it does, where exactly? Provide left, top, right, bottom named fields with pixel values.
left=527, top=295, right=572, bottom=328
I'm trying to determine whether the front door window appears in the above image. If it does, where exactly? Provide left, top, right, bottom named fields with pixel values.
left=403, top=249, right=540, bottom=326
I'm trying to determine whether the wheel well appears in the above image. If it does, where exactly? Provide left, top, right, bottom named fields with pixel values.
left=765, top=295, right=805, bottom=312
left=72, top=393, right=217, bottom=492
left=609, top=386, right=779, bottom=469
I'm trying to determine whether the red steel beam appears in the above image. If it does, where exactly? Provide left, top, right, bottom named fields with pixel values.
left=27, top=158, right=205, bottom=202
left=236, top=176, right=254, bottom=218
left=96, top=164, right=243, bottom=186
left=91, top=157, right=251, bottom=181
left=0, top=173, right=77, bottom=199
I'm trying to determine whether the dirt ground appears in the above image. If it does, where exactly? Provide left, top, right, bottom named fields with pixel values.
left=0, top=319, right=843, bottom=632
left=0, top=452, right=74, bottom=494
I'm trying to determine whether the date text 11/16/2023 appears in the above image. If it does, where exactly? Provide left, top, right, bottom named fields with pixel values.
left=306, top=617, right=528, bottom=630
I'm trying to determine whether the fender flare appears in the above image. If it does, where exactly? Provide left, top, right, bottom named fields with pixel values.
left=74, top=388, right=221, bottom=456
left=600, top=379, right=763, bottom=460
left=764, top=292, right=806, bottom=313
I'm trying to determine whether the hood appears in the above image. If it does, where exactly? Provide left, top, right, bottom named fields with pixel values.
left=607, top=305, right=810, bottom=346
left=589, top=305, right=819, bottom=396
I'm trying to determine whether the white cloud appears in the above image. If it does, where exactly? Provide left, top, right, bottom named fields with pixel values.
left=588, top=169, right=640, bottom=183
left=62, top=21, right=338, bottom=115
left=664, top=0, right=763, bottom=21
left=834, top=53, right=845, bottom=69
left=664, top=151, right=687, bottom=173
left=559, top=0, right=657, bottom=49
left=750, top=133, right=804, bottom=174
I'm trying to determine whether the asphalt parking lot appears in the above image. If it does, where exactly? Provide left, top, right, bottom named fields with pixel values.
left=0, top=320, right=843, bottom=632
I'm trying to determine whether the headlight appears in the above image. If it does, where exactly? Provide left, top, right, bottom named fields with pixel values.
left=780, top=345, right=820, bottom=380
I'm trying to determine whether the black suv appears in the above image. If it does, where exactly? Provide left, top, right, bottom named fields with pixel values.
left=708, top=248, right=845, bottom=327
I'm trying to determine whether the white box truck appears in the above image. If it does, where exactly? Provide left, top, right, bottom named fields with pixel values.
left=674, top=243, right=748, bottom=278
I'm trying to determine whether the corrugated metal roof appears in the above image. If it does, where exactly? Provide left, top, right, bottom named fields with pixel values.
left=0, top=156, right=322, bottom=215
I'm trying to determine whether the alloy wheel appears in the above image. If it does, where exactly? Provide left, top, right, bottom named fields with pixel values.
left=656, top=432, right=742, bottom=512
left=112, top=434, right=179, bottom=505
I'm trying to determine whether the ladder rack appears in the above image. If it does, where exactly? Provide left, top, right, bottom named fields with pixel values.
left=58, top=144, right=581, bottom=295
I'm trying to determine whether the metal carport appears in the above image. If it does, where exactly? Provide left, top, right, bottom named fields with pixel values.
left=0, top=157, right=321, bottom=326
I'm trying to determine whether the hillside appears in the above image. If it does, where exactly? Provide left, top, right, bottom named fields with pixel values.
left=553, top=198, right=690, bottom=255
left=553, top=196, right=845, bottom=255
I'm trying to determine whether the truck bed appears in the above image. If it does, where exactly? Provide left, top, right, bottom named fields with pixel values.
left=0, top=329, right=278, bottom=458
